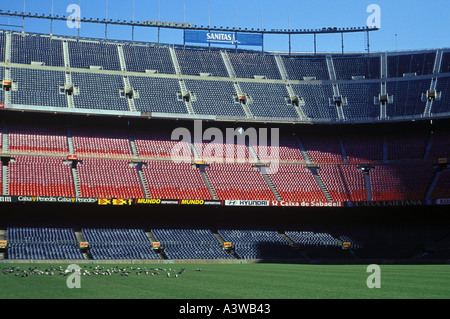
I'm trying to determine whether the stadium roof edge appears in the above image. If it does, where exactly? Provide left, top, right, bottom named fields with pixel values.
left=2, top=29, right=448, bottom=57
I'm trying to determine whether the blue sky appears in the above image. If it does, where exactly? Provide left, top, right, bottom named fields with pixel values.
left=0, top=0, right=449, bottom=53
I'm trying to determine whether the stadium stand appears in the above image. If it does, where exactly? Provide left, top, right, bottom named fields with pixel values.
left=10, top=33, right=64, bottom=67
left=8, top=156, right=75, bottom=197
left=387, top=132, right=429, bottom=160
left=217, top=229, right=299, bottom=260
left=0, top=68, right=3, bottom=101
left=7, top=227, right=83, bottom=260
left=67, top=40, right=121, bottom=71
left=2, top=31, right=449, bottom=124
left=430, top=166, right=450, bottom=199
left=77, top=158, right=145, bottom=199
left=132, top=125, right=193, bottom=160
left=251, top=131, right=304, bottom=163
left=386, top=79, right=430, bottom=117
left=300, top=135, right=345, bottom=164
left=122, top=45, right=176, bottom=74
left=0, top=157, right=2, bottom=196
left=142, top=161, right=212, bottom=199
left=1, top=29, right=450, bottom=263
left=227, top=52, right=282, bottom=79
left=238, top=82, right=299, bottom=119
left=192, top=130, right=252, bottom=163
left=427, top=130, right=450, bottom=159
left=431, top=76, right=450, bottom=114
left=11, top=68, right=68, bottom=108
left=338, top=82, right=380, bottom=119
left=269, top=164, right=328, bottom=202
left=8, top=120, right=69, bottom=154
left=71, top=72, right=129, bottom=111
left=441, top=51, right=450, bottom=73
left=0, top=31, right=5, bottom=63
left=317, top=165, right=368, bottom=202
left=341, top=133, right=384, bottom=164
left=332, top=55, right=380, bottom=80
left=206, top=163, right=276, bottom=200
left=280, top=55, right=329, bottom=81
left=184, top=79, right=246, bottom=117
left=290, top=83, right=338, bottom=120
left=71, top=124, right=132, bottom=158
left=151, top=228, right=232, bottom=259
left=370, top=162, right=435, bottom=200
left=387, top=51, right=436, bottom=78
left=285, top=230, right=340, bottom=247
left=82, top=228, right=158, bottom=260
left=175, top=48, right=229, bottom=77
left=129, top=76, right=188, bottom=114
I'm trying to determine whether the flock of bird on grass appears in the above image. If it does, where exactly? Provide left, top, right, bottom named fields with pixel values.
left=2, top=265, right=203, bottom=278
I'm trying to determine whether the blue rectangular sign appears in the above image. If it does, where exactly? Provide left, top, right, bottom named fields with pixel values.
left=185, top=30, right=263, bottom=47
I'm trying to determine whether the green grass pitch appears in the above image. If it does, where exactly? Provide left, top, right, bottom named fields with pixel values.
left=0, top=263, right=449, bottom=299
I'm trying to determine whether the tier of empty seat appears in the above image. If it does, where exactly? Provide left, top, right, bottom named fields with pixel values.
left=268, top=164, right=327, bottom=202
left=68, top=40, right=121, bottom=71
left=142, top=161, right=211, bottom=199
left=2, top=30, right=449, bottom=122
left=206, top=163, right=276, bottom=200
left=77, top=158, right=145, bottom=199
left=11, top=33, right=64, bottom=67
left=227, top=52, right=281, bottom=80
left=281, top=55, right=329, bottom=81
left=386, top=79, right=430, bottom=117
left=184, top=79, right=246, bottom=117
left=71, top=72, right=129, bottom=111
left=1, top=117, right=449, bottom=202
left=218, top=229, right=298, bottom=259
left=2, top=153, right=444, bottom=202
left=82, top=228, right=158, bottom=260
left=285, top=231, right=341, bottom=247
left=317, top=165, right=368, bottom=202
left=3, top=223, right=449, bottom=261
left=430, top=166, right=450, bottom=199
left=239, top=82, right=299, bottom=119
left=341, top=133, right=384, bottom=164
left=129, top=76, right=188, bottom=114
left=71, top=125, right=132, bottom=158
left=133, top=126, right=193, bottom=160
left=441, top=52, right=450, bottom=74
left=251, top=132, right=304, bottom=163
left=431, top=76, right=450, bottom=115
left=388, top=52, right=436, bottom=78
left=300, top=135, right=345, bottom=164
left=151, top=229, right=232, bottom=259
left=8, top=120, right=69, bottom=154
left=8, top=156, right=75, bottom=197
left=7, top=227, right=83, bottom=260
left=122, top=45, right=176, bottom=74
left=176, top=49, right=229, bottom=77
left=10, top=68, right=68, bottom=108
left=332, top=55, right=380, bottom=80
left=370, top=163, right=435, bottom=201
